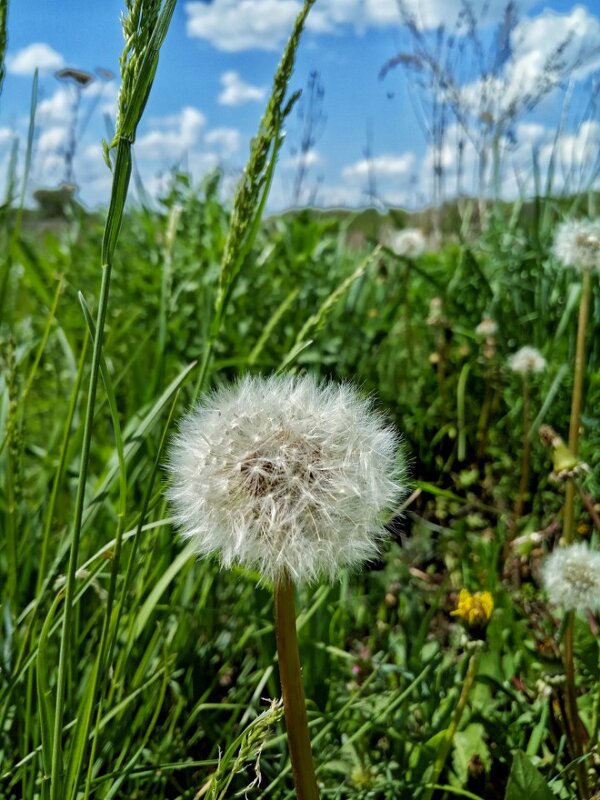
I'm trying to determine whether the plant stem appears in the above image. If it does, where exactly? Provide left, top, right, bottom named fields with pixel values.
left=563, top=611, right=589, bottom=799
left=274, top=572, right=319, bottom=800
left=514, top=374, right=531, bottom=524
left=50, top=258, right=114, bottom=800
left=403, top=261, right=414, bottom=365
left=560, top=270, right=592, bottom=798
left=423, top=648, right=480, bottom=800
left=563, top=268, right=591, bottom=545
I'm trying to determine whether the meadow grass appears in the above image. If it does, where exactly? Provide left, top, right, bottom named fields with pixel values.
left=1, top=1, right=600, bottom=798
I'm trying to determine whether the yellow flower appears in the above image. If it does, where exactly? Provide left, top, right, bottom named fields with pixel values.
left=451, top=588, right=494, bottom=628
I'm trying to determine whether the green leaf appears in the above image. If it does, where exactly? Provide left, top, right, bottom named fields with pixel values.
left=452, top=724, right=490, bottom=786
left=505, top=750, right=555, bottom=800
left=37, top=594, right=62, bottom=800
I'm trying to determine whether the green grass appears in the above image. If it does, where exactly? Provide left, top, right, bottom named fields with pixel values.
left=2, top=1, right=600, bottom=798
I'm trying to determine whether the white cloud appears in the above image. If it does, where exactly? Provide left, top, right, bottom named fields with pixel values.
left=512, top=7, right=600, bottom=84
left=457, top=8, right=600, bottom=126
left=7, top=43, right=64, bottom=76
left=38, top=88, right=72, bottom=125
left=38, top=126, right=67, bottom=155
left=0, top=128, right=16, bottom=148
left=377, top=0, right=536, bottom=30
left=186, top=0, right=300, bottom=52
left=136, top=106, right=206, bottom=159
left=218, top=71, right=266, bottom=106
left=282, top=148, right=321, bottom=169
left=342, top=153, right=415, bottom=182
left=537, top=120, right=600, bottom=193
left=410, top=115, right=600, bottom=205
left=185, top=0, right=539, bottom=52
left=205, top=127, right=242, bottom=155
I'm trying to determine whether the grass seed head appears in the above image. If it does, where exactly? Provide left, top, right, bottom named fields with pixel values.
left=166, top=374, right=405, bottom=584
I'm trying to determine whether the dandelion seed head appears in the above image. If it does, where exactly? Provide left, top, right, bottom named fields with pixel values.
left=553, top=218, right=600, bottom=272
left=508, top=346, right=546, bottom=375
left=542, top=543, right=600, bottom=612
left=389, top=228, right=426, bottom=259
left=166, top=374, right=405, bottom=584
left=475, top=316, right=497, bottom=338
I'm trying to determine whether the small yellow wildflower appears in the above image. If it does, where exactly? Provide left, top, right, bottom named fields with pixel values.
left=451, top=588, right=494, bottom=628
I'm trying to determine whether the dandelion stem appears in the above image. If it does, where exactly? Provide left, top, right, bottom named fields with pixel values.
left=423, top=648, right=480, bottom=800
left=274, top=572, right=319, bottom=800
left=514, top=374, right=531, bottom=524
left=563, top=268, right=591, bottom=545
left=402, top=261, right=414, bottom=365
left=563, top=611, right=589, bottom=798
left=561, top=270, right=591, bottom=798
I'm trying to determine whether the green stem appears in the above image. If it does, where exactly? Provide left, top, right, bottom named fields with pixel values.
left=563, top=611, right=589, bottom=798
left=423, top=649, right=480, bottom=800
left=403, top=261, right=414, bottom=366
left=563, top=268, right=591, bottom=545
left=274, top=572, right=319, bottom=800
left=514, top=375, right=531, bottom=525
left=49, top=260, right=114, bottom=800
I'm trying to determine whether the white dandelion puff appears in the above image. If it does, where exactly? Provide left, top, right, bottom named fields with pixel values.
left=166, top=374, right=405, bottom=584
left=542, top=543, right=600, bottom=612
left=508, top=346, right=547, bottom=375
left=475, top=316, right=497, bottom=338
left=553, top=218, right=600, bottom=272
left=388, top=228, right=426, bottom=259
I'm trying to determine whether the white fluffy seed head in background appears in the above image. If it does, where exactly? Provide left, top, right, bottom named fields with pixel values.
left=388, top=228, right=426, bottom=259
left=552, top=218, right=600, bottom=272
left=542, top=543, right=600, bottom=612
left=475, top=316, right=497, bottom=338
left=508, top=346, right=547, bottom=375
left=166, top=374, right=406, bottom=585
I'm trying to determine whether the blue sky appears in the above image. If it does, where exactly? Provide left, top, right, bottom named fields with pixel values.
left=1, top=0, right=599, bottom=210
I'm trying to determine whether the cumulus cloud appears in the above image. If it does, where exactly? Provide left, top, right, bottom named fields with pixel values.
left=457, top=7, right=600, bottom=126
left=185, top=0, right=539, bottom=52
left=7, top=43, right=64, bottom=75
left=38, top=88, right=72, bottom=125
left=413, top=116, right=600, bottom=204
left=38, top=126, right=67, bottom=155
left=0, top=127, right=16, bottom=148
left=342, top=153, right=415, bottom=182
left=282, top=148, right=321, bottom=169
left=205, top=127, right=242, bottom=155
left=186, top=0, right=300, bottom=52
left=218, top=71, right=266, bottom=105
left=512, top=7, right=600, bottom=84
left=136, top=106, right=206, bottom=159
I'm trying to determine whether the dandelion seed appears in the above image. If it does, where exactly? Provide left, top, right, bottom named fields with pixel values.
left=388, top=228, right=426, bottom=259
left=167, top=374, right=405, bottom=585
left=542, top=543, right=600, bottom=612
left=553, top=218, right=600, bottom=273
left=426, top=297, right=446, bottom=327
left=475, top=316, right=497, bottom=338
left=508, top=346, right=546, bottom=375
